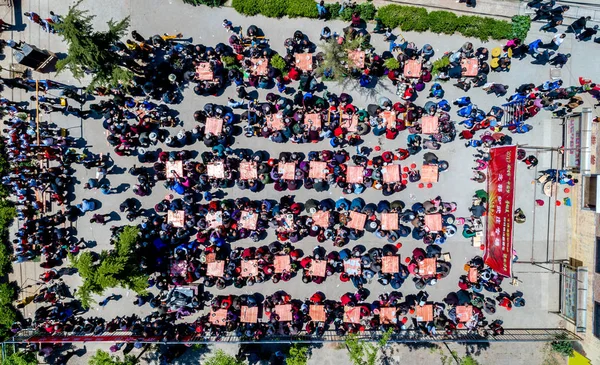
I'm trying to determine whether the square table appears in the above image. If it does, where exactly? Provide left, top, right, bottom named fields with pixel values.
left=266, top=112, right=285, bottom=130
left=250, top=57, right=269, bottom=76
left=382, top=256, right=400, bottom=274
left=421, top=164, right=439, bottom=183
left=380, top=307, right=397, bottom=324
left=415, top=304, right=433, bottom=322
left=209, top=309, right=227, bottom=326
left=312, top=211, right=330, bottom=228
left=341, top=113, right=359, bottom=132
left=346, top=166, right=364, bottom=184
left=468, top=267, right=479, bottom=283
left=348, top=50, right=365, bottom=68
left=404, top=59, right=422, bottom=78
left=381, top=213, right=399, bottom=231
left=344, top=306, right=361, bottom=324
left=206, top=211, right=223, bottom=229
left=241, top=260, right=259, bottom=277
left=304, top=113, right=322, bottom=130
left=274, top=255, right=291, bottom=273
left=206, top=261, right=225, bottom=277
left=278, top=162, right=296, bottom=180
left=461, top=58, right=479, bottom=77
left=196, top=62, right=214, bottom=81
left=166, top=160, right=183, bottom=179
left=309, top=305, right=326, bottom=322
left=424, top=213, right=443, bottom=232
left=167, top=210, right=185, bottom=228
left=456, top=305, right=473, bottom=323
left=278, top=214, right=295, bottom=231
left=207, top=162, right=225, bottom=179
left=379, top=110, right=397, bottom=129
left=205, top=117, right=224, bottom=136
left=382, top=164, right=401, bottom=183
left=240, top=306, right=259, bottom=323
left=347, top=211, right=366, bottom=231
left=295, top=53, right=313, bottom=71
left=344, top=258, right=362, bottom=275
left=274, top=304, right=293, bottom=322
left=418, top=258, right=437, bottom=277
left=421, top=115, right=439, bottom=135
left=239, top=210, right=258, bottom=230
left=309, top=161, right=328, bottom=179
left=308, top=260, right=327, bottom=277
left=239, top=161, right=258, bottom=180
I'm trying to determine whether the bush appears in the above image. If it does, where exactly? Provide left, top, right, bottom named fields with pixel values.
left=221, top=55, right=237, bottom=67
left=357, top=2, right=377, bottom=21
left=182, top=0, right=225, bottom=6
left=270, top=54, right=287, bottom=72
left=325, top=3, right=341, bottom=19
left=232, top=0, right=260, bottom=16
left=1, top=350, right=37, bottom=365
left=511, top=15, right=531, bottom=41
left=460, top=355, right=481, bottom=365
left=384, top=58, right=400, bottom=70
left=551, top=335, right=575, bottom=357
left=204, top=350, right=244, bottom=365
left=287, top=344, right=310, bottom=365
left=428, top=11, right=458, bottom=34
left=89, top=350, right=138, bottom=365
left=431, top=56, right=450, bottom=75
left=258, top=0, right=289, bottom=18
left=287, top=0, right=319, bottom=18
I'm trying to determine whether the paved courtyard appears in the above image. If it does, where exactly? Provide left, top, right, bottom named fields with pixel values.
left=2, top=0, right=598, bottom=363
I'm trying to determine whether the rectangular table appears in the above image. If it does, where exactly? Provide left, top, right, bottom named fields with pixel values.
left=379, top=110, right=397, bottom=129
left=209, top=309, right=228, bottom=326
left=205, top=117, right=224, bottom=136
left=348, top=50, right=365, bottom=68
left=275, top=304, right=293, bottom=322
left=274, top=255, right=291, bottom=273
left=240, top=306, right=259, bottom=323
left=308, top=260, right=327, bottom=277
left=382, top=256, right=400, bottom=274
left=196, top=62, right=214, bottom=81
left=347, top=211, right=366, bottom=231
left=415, top=304, right=433, bottom=322
left=424, top=213, right=443, bottom=232
left=344, top=306, right=361, bottom=324
left=206, top=261, right=225, bottom=277
left=346, top=166, right=364, bottom=184
left=249, top=57, right=269, bottom=75
left=266, top=112, right=285, bottom=130
left=344, top=258, right=362, bottom=275
left=312, top=211, right=330, bottom=228
left=278, top=214, right=295, bottom=231
left=380, top=307, right=397, bottom=324
left=241, top=260, right=259, bottom=277
left=418, top=258, right=437, bottom=277
left=207, top=162, right=225, bottom=179
left=167, top=210, right=185, bottom=228
left=206, top=211, right=223, bottom=229
left=304, top=113, right=322, bottom=130
left=278, top=162, right=296, bottom=180
left=341, top=113, right=359, bottom=132
left=404, top=59, right=422, bottom=78
left=239, top=210, right=258, bottom=230
left=461, top=58, right=479, bottom=77
left=421, top=115, right=439, bottom=135
left=456, top=305, right=473, bottom=323
left=239, top=161, right=258, bottom=180
left=421, top=164, right=439, bottom=183
left=309, top=161, right=328, bottom=179
left=381, top=212, right=399, bottom=231
left=295, top=53, right=313, bottom=71
left=382, top=164, right=401, bottom=183
left=166, top=160, right=183, bottom=179
left=309, top=305, right=326, bottom=322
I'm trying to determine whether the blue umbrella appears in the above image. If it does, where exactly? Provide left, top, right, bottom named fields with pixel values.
left=336, top=198, right=350, bottom=211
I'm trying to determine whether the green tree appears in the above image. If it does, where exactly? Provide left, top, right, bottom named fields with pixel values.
left=88, top=350, right=137, bottom=365
left=286, top=344, right=309, bottom=365
left=1, top=350, right=37, bottom=365
left=203, top=350, right=244, bottom=365
left=345, top=329, right=392, bottom=365
left=54, top=0, right=133, bottom=90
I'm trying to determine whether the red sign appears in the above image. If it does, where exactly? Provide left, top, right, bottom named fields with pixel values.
left=485, top=146, right=517, bottom=277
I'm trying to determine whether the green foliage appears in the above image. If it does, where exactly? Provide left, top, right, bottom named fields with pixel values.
left=258, top=0, right=289, bottom=18
left=203, top=350, right=244, bottom=365
left=1, top=350, right=37, bottom=365
left=345, top=329, right=392, bottom=365
left=431, top=55, right=450, bottom=76
left=89, top=350, right=138, bottom=365
left=511, top=15, right=531, bottom=41
left=234, top=0, right=316, bottom=18
left=377, top=4, right=522, bottom=40
left=182, top=0, right=225, bottom=6
left=287, top=344, right=310, bottom=365
left=325, top=3, right=341, bottom=19
left=270, top=54, right=287, bottom=72
left=232, top=0, right=260, bottom=16
left=384, top=58, right=400, bottom=70
left=221, top=55, right=237, bottom=67
left=287, top=0, right=319, bottom=18
left=70, top=226, right=147, bottom=308
left=54, top=0, right=133, bottom=90
left=428, top=11, right=458, bottom=34
left=460, top=355, right=480, bottom=365
left=550, top=335, right=574, bottom=357
left=340, top=2, right=377, bottom=21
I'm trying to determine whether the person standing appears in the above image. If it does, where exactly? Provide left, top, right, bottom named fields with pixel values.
left=568, top=16, right=591, bottom=34
left=316, top=1, right=328, bottom=20
left=549, top=53, right=571, bottom=68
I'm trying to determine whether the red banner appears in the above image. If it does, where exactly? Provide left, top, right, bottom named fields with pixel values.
left=485, top=146, right=517, bottom=277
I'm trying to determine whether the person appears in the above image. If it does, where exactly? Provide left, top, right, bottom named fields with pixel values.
left=383, top=28, right=393, bottom=42
left=577, top=25, right=599, bottom=41
left=549, top=53, right=570, bottom=68
left=531, top=50, right=553, bottom=65
left=317, top=1, right=327, bottom=20
left=320, top=27, right=331, bottom=41
left=90, top=213, right=111, bottom=225
left=540, top=17, right=563, bottom=32
left=222, top=19, right=233, bottom=32
left=543, top=33, right=565, bottom=50
left=568, top=16, right=590, bottom=34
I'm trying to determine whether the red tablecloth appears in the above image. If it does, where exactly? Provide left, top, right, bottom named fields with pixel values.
left=418, top=258, right=437, bottom=277
left=239, top=161, right=258, bottom=180
left=382, top=256, right=400, bottom=274
left=309, top=161, right=328, bottom=179
left=205, top=117, right=224, bottom=136
left=167, top=210, right=185, bottom=228
left=421, top=164, right=439, bottom=183
left=421, top=115, right=439, bottom=135
left=266, top=112, right=285, bottom=130
left=209, top=309, right=227, bottom=326
left=274, top=255, right=291, bottom=273
left=241, top=260, right=259, bottom=277
left=344, top=258, right=362, bottom=275
left=424, top=213, right=443, bottom=232
left=382, top=164, right=401, bottom=183
left=240, top=306, right=259, bottom=323
left=347, top=211, right=366, bottom=231
left=456, top=305, right=473, bottom=322
left=380, top=307, right=397, bottom=324
left=461, top=58, right=478, bottom=77
left=381, top=212, right=399, bottom=231
left=206, top=261, right=225, bottom=277
left=207, top=162, right=225, bottom=179
left=249, top=57, right=269, bottom=75
left=239, top=210, right=258, bottom=230
left=379, top=110, right=397, bottom=129
left=275, top=304, right=293, bottom=322
left=304, top=113, right=322, bottom=130
left=308, top=260, right=327, bottom=277
left=344, top=306, right=361, bottom=324
left=310, top=305, right=326, bottom=322
left=295, top=53, right=313, bottom=71
left=404, top=60, right=422, bottom=78
left=415, top=304, right=433, bottom=322
left=196, top=62, right=214, bottom=81
left=346, top=166, right=364, bottom=184
left=278, top=162, right=296, bottom=180
left=312, top=211, right=330, bottom=228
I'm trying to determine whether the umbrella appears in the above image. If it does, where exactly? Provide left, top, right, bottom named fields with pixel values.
left=362, top=203, right=377, bottom=215
left=376, top=200, right=390, bottom=213
left=336, top=198, right=351, bottom=211
left=350, top=197, right=365, bottom=211
left=390, top=200, right=405, bottom=211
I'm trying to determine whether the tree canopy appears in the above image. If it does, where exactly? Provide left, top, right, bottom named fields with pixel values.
left=203, top=350, right=244, bottom=365
left=54, top=0, right=133, bottom=89
left=88, top=350, right=138, bottom=365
